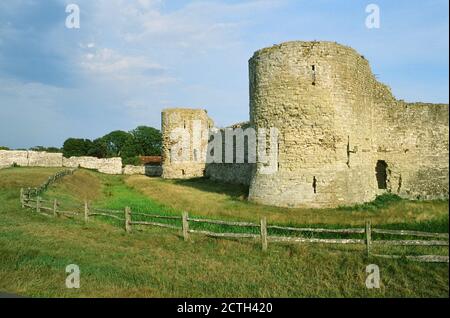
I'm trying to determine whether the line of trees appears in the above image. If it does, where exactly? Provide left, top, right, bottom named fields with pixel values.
left=0, top=146, right=62, bottom=152
left=62, top=126, right=162, bottom=165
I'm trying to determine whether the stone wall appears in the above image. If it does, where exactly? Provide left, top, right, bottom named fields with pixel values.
left=0, top=150, right=63, bottom=168
left=28, top=151, right=63, bottom=167
left=205, top=163, right=254, bottom=185
left=0, top=150, right=123, bottom=175
left=373, top=102, right=449, bottom=200
left=0, top=150, right=165, bottom=176
left=123, top=165, right=162, bottom=177
left=0, top=150, right=29, bottom=168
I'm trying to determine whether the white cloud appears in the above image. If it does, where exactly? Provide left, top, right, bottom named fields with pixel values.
left=79, top=46, right=176, bottom=85
left=92, top=0, right=283, bottom=50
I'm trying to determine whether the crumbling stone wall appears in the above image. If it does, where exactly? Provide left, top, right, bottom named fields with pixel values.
left=161, top=41, right=449, bottom=208
left=123, top=164, right=162, bottom=177
left=0, top=150, right=30, bottom=168
left=28, top=151, right=63, bottom=167
left=0, top=150, right=63, bottom=168
left=0, top=150, right=123, bottom=175
left=373, top=102, right=449, bottom=200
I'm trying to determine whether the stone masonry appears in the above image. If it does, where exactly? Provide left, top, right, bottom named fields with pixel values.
left=161, top=41, right=449, bottom=208
left=0, top=150, right=123, bottom=175
left=161, top=108, right=213, bottom=179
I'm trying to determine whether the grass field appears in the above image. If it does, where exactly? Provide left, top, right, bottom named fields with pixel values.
left=0, top=167, right=448, bottom=297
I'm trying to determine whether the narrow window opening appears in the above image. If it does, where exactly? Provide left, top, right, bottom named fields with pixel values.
left=244, top=135, right=248, bottom=163
left=397, top=173, right=402, bottom=193
left=313, top=176, right=317, bottom=194
left=375, top=160, right=388, bottom=190
left=312, top=65, right=316, bottom=85
left=181, top=169, right=186, bottom=176
left=233, top=135, right=237, bottom=163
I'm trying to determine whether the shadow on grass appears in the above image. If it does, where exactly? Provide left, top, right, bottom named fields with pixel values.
left=170, top=177, right=250, bottom=200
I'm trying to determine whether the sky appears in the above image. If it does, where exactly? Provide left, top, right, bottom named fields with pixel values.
left=0, top=0, right=448, bottom=149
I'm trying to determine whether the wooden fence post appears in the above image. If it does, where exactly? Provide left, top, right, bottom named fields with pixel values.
left=84, top=200, right=89, bottom=222
left=365, top=220, right=372, bottom=257
left=182, top=212, right=190, bottom=242
left=20, top=188, right=25, bottom=208
left=260, top=217, right=268, bottom=252
left=124, top=207, right=132, bottom=233
left=36, top=196, right=41, bottom=213
left=53, top=199, right=58, bottom=217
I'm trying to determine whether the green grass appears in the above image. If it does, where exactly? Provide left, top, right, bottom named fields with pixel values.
left=23, top=168, right=450, bottom=243
left=338, top=193, right=403, bottom=211
left=0, top=167, right=448, bottom=297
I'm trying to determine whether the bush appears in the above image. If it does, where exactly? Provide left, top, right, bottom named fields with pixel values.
left=338, top=193, right=403, bottom=211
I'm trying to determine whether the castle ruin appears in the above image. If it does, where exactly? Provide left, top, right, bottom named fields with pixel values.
left=161, top=41, right=449, bottom=208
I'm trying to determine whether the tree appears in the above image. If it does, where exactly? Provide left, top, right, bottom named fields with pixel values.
left=30, top=146, right=61, bottom=153
left=87, top=138, right=108, bottom=158
left=129, top=126, right=162, bottom=156
left=60, top=125, right=162, bottom=162
left=0, top=146, right=10, bottom=150
left=62, top=138, right=93, bottom=158
left=101, top=130, right=131, bottom=157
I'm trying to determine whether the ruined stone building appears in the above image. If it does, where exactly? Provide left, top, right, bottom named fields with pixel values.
left=161, top=41, right=449, bottom=208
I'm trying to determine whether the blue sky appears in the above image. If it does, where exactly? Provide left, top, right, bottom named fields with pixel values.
left=0, top=0, right=448, bottom=149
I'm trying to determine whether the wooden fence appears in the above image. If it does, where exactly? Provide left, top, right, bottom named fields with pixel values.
left=21, top=168, right=76, bottom=199
left=19, top=188, right=449, bottom=263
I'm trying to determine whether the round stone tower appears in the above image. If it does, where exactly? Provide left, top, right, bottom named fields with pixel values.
left=248, top=41, right=383, bottom=208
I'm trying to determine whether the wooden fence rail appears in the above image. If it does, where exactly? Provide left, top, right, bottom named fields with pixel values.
left=268, top=225, right=365, bottom=234
left=371, top=228, right=449, bottom=239
left=23, top=169, right=76, bottom=200
left=372, top=240, right=449, bottom=246
left=19, top=188, right=449, bottom=263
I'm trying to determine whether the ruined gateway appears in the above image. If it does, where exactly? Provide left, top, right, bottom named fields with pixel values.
left=161, top=41, right=449, bottom=208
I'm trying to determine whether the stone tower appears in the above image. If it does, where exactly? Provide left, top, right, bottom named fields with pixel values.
left=161, top=108, right=213, bottom=179
left=247, top=41, right=448, bottom=208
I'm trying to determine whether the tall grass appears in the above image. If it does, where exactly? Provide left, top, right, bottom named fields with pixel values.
left=0, top=167, right=448, bottom=297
